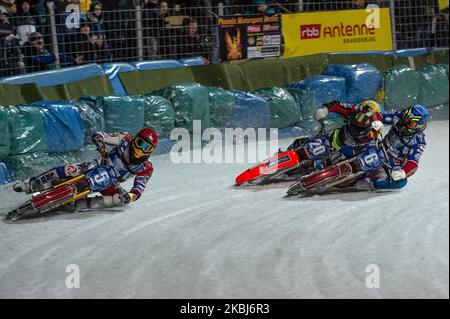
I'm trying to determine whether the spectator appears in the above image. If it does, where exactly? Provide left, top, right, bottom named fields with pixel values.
left=86, top=1, right=106, bottom=42
left=156, top=0, right=171, bottom=58
left=231, top=0, right=248, bottom=15
left=143, top=0, right=160, bottom=59
left=100, top=0, right=132, bottom=60
left=413, top=0, right=438, bottom=48
left=86, top=1, right=110, bottom=57
left=176, top=17, right=208, bottom=61
left=66, top=21, right=107, bottom=65
left=1, top=10, right=25, bottom=77
left=251, top=0, right=276, bottom=15
left=143, top=0, right=158, bottom=10
left=433, top=7, right=449, bottom=47
left=56, top=0, right=86, bottom=35
left=22, top=31, right=58, bottom=72
left=12, top=0, right=38, bottom=45
left=351, top=0, right=366, bottom=9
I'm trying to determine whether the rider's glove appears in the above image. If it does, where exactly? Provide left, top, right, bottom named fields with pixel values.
left=314, top=107, right=329, bottom=122
left=371, top=120, right=384, bottom=132
left=391, top=168, right=407, bottom=181
left=118, top=189, right=138, bottom=204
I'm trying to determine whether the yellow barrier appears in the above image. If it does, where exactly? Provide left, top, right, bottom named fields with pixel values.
left=282, top=8, right=393, bottom=58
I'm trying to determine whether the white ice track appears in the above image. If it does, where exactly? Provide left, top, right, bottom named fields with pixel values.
left=0, top=121, right=448, bottom=299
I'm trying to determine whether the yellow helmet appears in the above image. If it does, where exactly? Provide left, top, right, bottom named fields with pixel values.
left=359, top=100, right=382, bottom=114
left=352, top=100, right=382, bottom=129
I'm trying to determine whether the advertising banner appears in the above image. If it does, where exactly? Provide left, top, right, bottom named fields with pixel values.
left=218, top=15, right=282, bottom=61
left=282, top=8, right=393, bottom=58
left=439, top=0, right=449, bottom=10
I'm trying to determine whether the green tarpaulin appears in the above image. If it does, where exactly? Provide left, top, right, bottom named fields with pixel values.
left=417, top=64, right=449, bottom=107
left=5, top=105, right=48, bottom=155
left=205, top=87, right=235, bottom=128
left=383, top=65, right=422, bottom=110
left=253, top=87, right=302, bottom=128
left=142, top=95, right=175, bottom=138
left=0, top=107, right=11, bottom=159
left=97, top=96, right=145, bottom=135
left=4, top=151, right=78, bottom=181
left=70, top=99, right=106, bottom=143
left=154, top=83, right=211, bottom=132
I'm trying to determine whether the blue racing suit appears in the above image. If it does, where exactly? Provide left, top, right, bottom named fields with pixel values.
left=367, top=111, right=427, bottom=190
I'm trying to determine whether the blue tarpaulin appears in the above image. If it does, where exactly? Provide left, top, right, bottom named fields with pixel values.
left=0, top=162, right=14, bottom=185
left=287, top=75, right=347, bottom=108
left=227, top=91, right=271, bottom=128
left=32, top=102, right=85, bottom=153
left=323, top=64, right=383, bottom=104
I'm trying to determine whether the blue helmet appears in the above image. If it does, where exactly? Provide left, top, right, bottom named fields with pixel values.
left=398, top=104, right=430, bottom=136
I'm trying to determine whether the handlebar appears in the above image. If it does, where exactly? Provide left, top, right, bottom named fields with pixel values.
left=94, top=140, right=108, bottom=165
left=375, top=130, right=392, bottom=171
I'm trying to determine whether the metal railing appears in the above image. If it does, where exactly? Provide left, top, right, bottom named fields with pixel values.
left=0, top=1, right=448, bottom=78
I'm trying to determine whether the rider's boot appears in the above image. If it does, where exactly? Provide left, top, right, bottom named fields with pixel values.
left=13, top=168, right=62, bottom=194
left=13, top=177, right=52, bottom=194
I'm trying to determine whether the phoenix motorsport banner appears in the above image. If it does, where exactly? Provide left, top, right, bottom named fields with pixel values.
left=282, top=8, right=393, bottom=58
left=218, top=15, right=282, bottom=61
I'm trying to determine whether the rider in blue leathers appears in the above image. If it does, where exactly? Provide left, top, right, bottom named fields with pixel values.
left=356, top=104, right=430, bottom=190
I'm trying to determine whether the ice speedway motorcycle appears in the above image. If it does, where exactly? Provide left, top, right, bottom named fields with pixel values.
left=235, top=120, right=391, bottom=196
left=235, top=121, right=329, bottom=186
left=5, top=143, right=119, bottom=221
left=285, top=138, right=390, bottom=196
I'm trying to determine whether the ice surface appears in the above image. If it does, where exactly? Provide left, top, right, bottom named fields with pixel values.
left=0, top=121, right=448, bottom=298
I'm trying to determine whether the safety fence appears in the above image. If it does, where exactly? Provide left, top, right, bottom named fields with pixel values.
left=1, top=1, right=449, bottom=78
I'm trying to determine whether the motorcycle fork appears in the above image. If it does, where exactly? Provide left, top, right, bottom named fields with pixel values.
left=47, top=175, right=92, bottom=208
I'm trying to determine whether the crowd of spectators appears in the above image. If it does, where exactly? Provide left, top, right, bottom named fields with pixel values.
left=1, top=0, right=449, bottom=78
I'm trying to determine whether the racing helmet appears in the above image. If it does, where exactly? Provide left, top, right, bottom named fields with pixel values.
left=351, top=100, right=382, bottom=130
left=130, top=128, right=158, bottom=163
left=397, top=104, right=430, bottom=136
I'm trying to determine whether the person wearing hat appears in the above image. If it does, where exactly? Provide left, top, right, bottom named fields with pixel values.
left=22, top=31, right=58, bottom=73
left=65, top=20, right=108, bottom=65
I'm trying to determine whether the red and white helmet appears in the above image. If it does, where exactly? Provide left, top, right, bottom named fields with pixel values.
left=130, top=128, right=159, bottom=163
